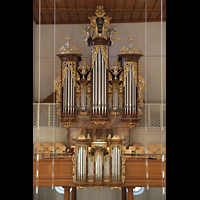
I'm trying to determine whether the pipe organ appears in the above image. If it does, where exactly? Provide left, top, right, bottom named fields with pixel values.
left=54, top=5, right=146, bottom=188
left=72, top=132, right=125, bottom=187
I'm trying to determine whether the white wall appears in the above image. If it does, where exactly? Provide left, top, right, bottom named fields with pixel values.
left=33, top=21, right=166, bottom=103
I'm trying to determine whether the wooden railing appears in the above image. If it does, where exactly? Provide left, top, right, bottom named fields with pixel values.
left=33, top=157, right=166, bottom=187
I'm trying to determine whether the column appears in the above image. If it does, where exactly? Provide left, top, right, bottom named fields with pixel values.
left=63, top=187, right=70, bottom=200
left=127, top=187, right=134, bottom=200
left=122, top=187, right=126, bottom=200
left=71, top=187, right=76, bottom=200
left=66, top=127, right=70, bottom=150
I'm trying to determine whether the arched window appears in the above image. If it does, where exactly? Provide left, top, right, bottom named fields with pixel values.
left=126, top=187, right=144, bottom=196
left=55, top=187, right=72, bottom=194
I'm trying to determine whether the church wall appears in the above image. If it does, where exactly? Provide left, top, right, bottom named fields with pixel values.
left=33, top=21, right=166, bottom=103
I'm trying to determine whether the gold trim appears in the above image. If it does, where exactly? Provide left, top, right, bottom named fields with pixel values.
left=123, top=61, right=137, bottom=87
left=92, top=45, right=108, bottom=70
left=122, top=155, right=126, bottom=183
left=77, top=187, right=87, bottom=190
left=111, top=187, right=121, bottom=190
left=77, top=134, right=86, bottom=140
left=94, top=186, right=103, bottom=189
left=62, top=61, right=76, bottom=86
left=72, top=154, right=76, bottom=183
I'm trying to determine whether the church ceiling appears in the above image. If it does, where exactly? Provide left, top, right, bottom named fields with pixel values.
left=33, top=0, right=166, bottom=24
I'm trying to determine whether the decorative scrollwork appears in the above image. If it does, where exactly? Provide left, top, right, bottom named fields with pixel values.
left=92, top=45, right=108, bottom=70
left=62, top=61, right=76, bottom=86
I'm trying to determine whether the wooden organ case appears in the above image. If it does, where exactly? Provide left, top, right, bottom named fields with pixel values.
left=53, top=5, right=146, bottom=189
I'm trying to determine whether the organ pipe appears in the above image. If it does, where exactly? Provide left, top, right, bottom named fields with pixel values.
left=95, top=54, right=97, bottom=114
left=98, top=51, right=101, bottom=114
left=102, top=55, right=104, bottom=114
left=71, top=70, right=72, bottom=113
left=67, top=68, right=70, bottom=113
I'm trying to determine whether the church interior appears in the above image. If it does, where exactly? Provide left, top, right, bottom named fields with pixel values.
left=33, top=0, right=166, bottom=200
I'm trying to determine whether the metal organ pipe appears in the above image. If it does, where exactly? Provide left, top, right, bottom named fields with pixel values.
left=95, top=54, right=98, bottom=114
left=67, top=68, right=70, bottom=114
left=117, top=148, right=120, bottom=181
left=102, top=54, right=104, bottom=114
left=70, top=70, right=72, bottom=113
left=98, top=50, right=101, bottom=114
left=126, top=71, right=129, bottom=115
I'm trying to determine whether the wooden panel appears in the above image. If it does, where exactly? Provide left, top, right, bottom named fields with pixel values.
left=76, top=0, right=86, bottom=8
left=33, top=159, right=74, bottom=187
left=33, top=158, right=166, bottom=187
left=134, top=0, right=145, bottom=9
left=114, top=0, right=125, bottom=9
left=105, top=0, right=115, bottom=9
left=124, top=0, right=136, bottom=9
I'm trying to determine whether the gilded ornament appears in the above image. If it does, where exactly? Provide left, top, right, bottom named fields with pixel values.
left=78, top=60, right=90, bottom=80
left=92, top=45, right=108, bottom=70
left=83, top=5, right=119, bottom=43
left=77, top=134, right=86, bottom=140
left=119, top=37, right=142, bottom=55
left=62, top=61, right=76, bottom=86
left=57, top=37, right=81, bottom=54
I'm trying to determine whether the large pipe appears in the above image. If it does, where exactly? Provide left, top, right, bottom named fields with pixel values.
left=96, top=154, right=98, bottom=181
left=112, top=151, right=114, bottom=178
left=117, top=148, right=120, bottom=181
left=77, top=149, right=80, bottom=181
left=95, top=54, right=98, bottom=114
left=67, top=68, right=70, bottom=114
left=102, top=54, right=104, bottom=114
left=83, top=149, right=86, bottom=181
left=126, top=72, right=129, bottom=115
left=80, top=146, right=82, bottom=181
left=100, top=154, right=102, bottom=181
left=98, top=51, right=101, bottom=114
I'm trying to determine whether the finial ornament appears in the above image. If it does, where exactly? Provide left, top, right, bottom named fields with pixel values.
left=83, top=5, right=119, bottom=44
left=119, top=36, right=142, bottom=55
left=57, top=37, right=81, bottom=54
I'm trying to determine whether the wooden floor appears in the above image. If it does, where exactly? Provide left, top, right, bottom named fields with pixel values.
left=33, top=156, right=166, bottom=187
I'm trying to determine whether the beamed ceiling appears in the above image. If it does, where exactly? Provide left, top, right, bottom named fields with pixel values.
left=33, top=0, right=166, bottom=24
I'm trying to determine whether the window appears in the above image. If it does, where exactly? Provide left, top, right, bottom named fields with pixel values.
left=55, top=187, right=72, bottom=194
left=126, top=187, right=144, bottom=196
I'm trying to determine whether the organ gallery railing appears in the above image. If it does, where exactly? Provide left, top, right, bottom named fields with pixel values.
left=33, top=103, right=166, bottom=128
